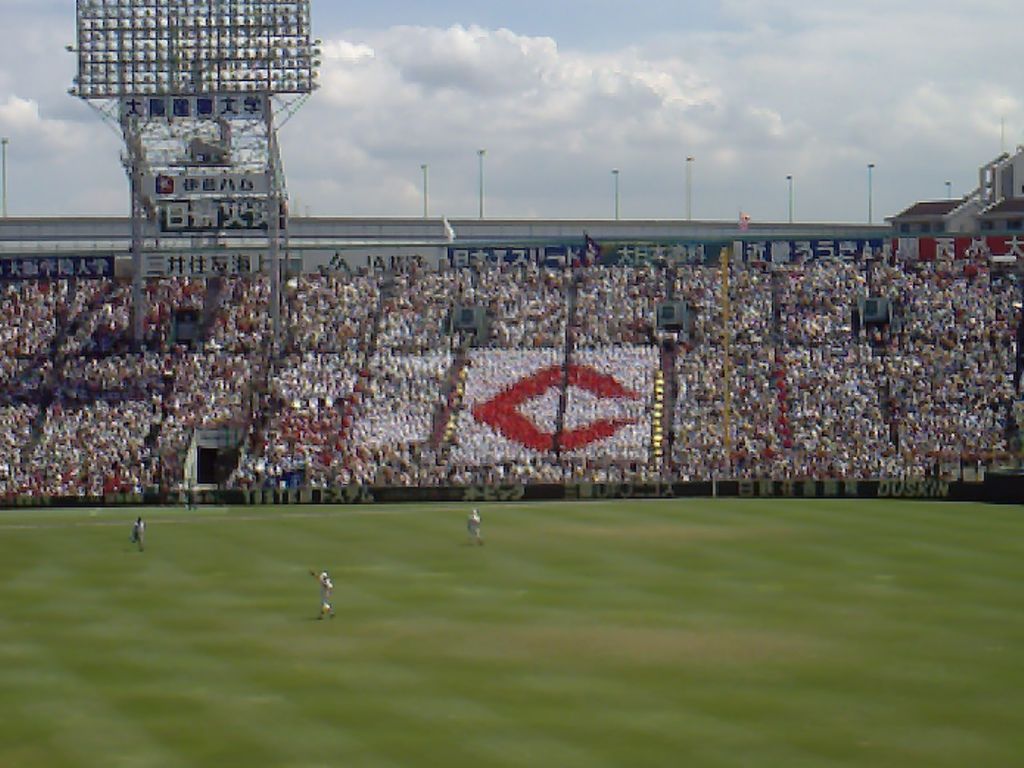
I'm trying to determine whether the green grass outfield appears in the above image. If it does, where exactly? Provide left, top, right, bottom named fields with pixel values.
left=1, top=499, right=1023, bottom=768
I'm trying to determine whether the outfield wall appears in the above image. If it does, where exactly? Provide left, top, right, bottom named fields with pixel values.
left=3, top=477, right=1015, bottom=510
left=230, top=478, right=981, bottom=506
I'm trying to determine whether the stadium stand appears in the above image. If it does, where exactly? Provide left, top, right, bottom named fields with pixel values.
left=0, top=252, right=1020, bottom=499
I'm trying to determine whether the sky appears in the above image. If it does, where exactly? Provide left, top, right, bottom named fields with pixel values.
left=0, top=0, right=1022, bottom=223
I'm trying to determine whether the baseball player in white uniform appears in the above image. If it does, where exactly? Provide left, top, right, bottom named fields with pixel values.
left=311, top=569, right=335, bottom=619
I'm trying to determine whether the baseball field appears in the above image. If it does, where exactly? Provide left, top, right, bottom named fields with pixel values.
left=1, top=498, right=1022, bottom=767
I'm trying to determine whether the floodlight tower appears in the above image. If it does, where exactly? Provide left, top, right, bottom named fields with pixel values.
left=71, top=0, right=320, bottom=352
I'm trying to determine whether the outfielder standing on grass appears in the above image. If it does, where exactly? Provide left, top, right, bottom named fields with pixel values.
left=129, top=516, right=145, bottom=552
left=311, top=569, right=335, bottom=619
left=467, top=508, right=483, bottom=545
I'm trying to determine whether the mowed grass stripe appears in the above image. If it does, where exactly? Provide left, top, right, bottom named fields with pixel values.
left=2, top=499, right=1024, bottom=766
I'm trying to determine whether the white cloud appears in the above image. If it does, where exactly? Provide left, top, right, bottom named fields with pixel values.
left=0, top=95, right=40, bottom=130
left=0, top=95, right=82, bottom=154
left=322, top=40, right=376, bottom=64
left=288, top=25, right=730, bottom=219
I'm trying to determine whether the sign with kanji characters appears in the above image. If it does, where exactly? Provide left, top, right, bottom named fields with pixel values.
left=143, top=251, right=262, bottom=278
left=603, top=242, right=724, bottom=266
left=158, top=199, right=277, bottom=233
left=120, top=94, right=268, bottom=122
left=902, top=235, right=1024, bottom=262
left=144, top=172, right=270, bottom=200
left=448, top=246, right=568, bottom=268
left=0, top=255, right=114, bottom=281
left=740, top=239, right=888, bottom=264
left=447, top=243, right=728, bottom=268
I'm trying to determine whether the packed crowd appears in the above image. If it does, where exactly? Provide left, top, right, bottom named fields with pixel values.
left=872, top=261, right=1017, bottom=474
left=0, top=276, right=270, bottom=497
left=474, top=263, right=567, bottom=348
left=57, top=277, right=206, bottom=357
left=776, top=262, right=895, bottom=478
left=575, top=266, right=666, bottom=347
left=672, top=265, right=779, bottom=478
left=234, top=274, right=378, bottom=488
left=0, top=405, right=34, bottom=498
left=376, top=271, right=469, bottom=354
left=0, top=282, right=61, bottom=400
left=0, top=255, right=1020, bottom=498
left=27, top=401, right=159, bottom=497
left=158, top=352, right=256, bottom=453
left=58, top=353, right=170, bottom=403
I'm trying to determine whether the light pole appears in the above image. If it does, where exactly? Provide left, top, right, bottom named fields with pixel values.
left=686, top=156, right=694, bottom=221
left=945, top=180, right=952, bottom=199
left=477, top=149, right=485, bottom=219
left=421, top=164, right=429, bottom=218
left=612, top=168, right=620, bottom=220
left=1, top=137, right=8, bottom=218
left=786, top=174, right=793, bottom=224
left=867, top=163, right=875, bottom=224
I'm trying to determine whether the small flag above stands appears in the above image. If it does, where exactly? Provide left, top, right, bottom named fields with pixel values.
left=577, top=232, right=601, bottom=268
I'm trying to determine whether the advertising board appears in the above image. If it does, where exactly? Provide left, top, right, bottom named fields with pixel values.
left=158, top=199, right=274, bottom=233
left=144, top=172, right=270, bottom=199
left=142, top=251, right=263, bottom=278
left=120, top=94, right=268, bottom=122
left=0, top=255, right=115, bottom=280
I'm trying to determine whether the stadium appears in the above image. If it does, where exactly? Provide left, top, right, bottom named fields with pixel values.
left=2, top=2, right=1024, bottom=767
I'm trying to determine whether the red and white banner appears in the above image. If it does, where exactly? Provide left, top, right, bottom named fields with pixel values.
left=451, top=347, right=655, bottom=465
left=896, top=236, right=1024, bottom=262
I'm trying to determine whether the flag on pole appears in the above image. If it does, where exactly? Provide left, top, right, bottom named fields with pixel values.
left=579, top=232, right=601, bottom=267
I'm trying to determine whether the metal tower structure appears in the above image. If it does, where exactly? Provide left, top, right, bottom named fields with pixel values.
left=71, top=0, right=320, bottom=353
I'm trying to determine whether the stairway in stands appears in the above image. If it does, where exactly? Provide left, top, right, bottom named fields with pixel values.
left=652, top=342, right=674, bottom=470
left=22, top=279, right=119, bottom=457
left=20, top=288, right=73, bottom=459
left=773, top=353, right=793, bottom=452
left=434, top=268, right=495, bottom=462
left=878, top=369, right=900, bottom=451
left=552, top=270, right=578, bottom=453
left=770, top=270, right=793, bottom=453
left=432, top=341, right=470, bottom=460
left=199, top=276, right=226, bottom=341
left=340, top=279, right=388, bottom=447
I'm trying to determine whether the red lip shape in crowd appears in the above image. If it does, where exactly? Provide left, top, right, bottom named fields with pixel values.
left=472, top=365, right=639, bottom=451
